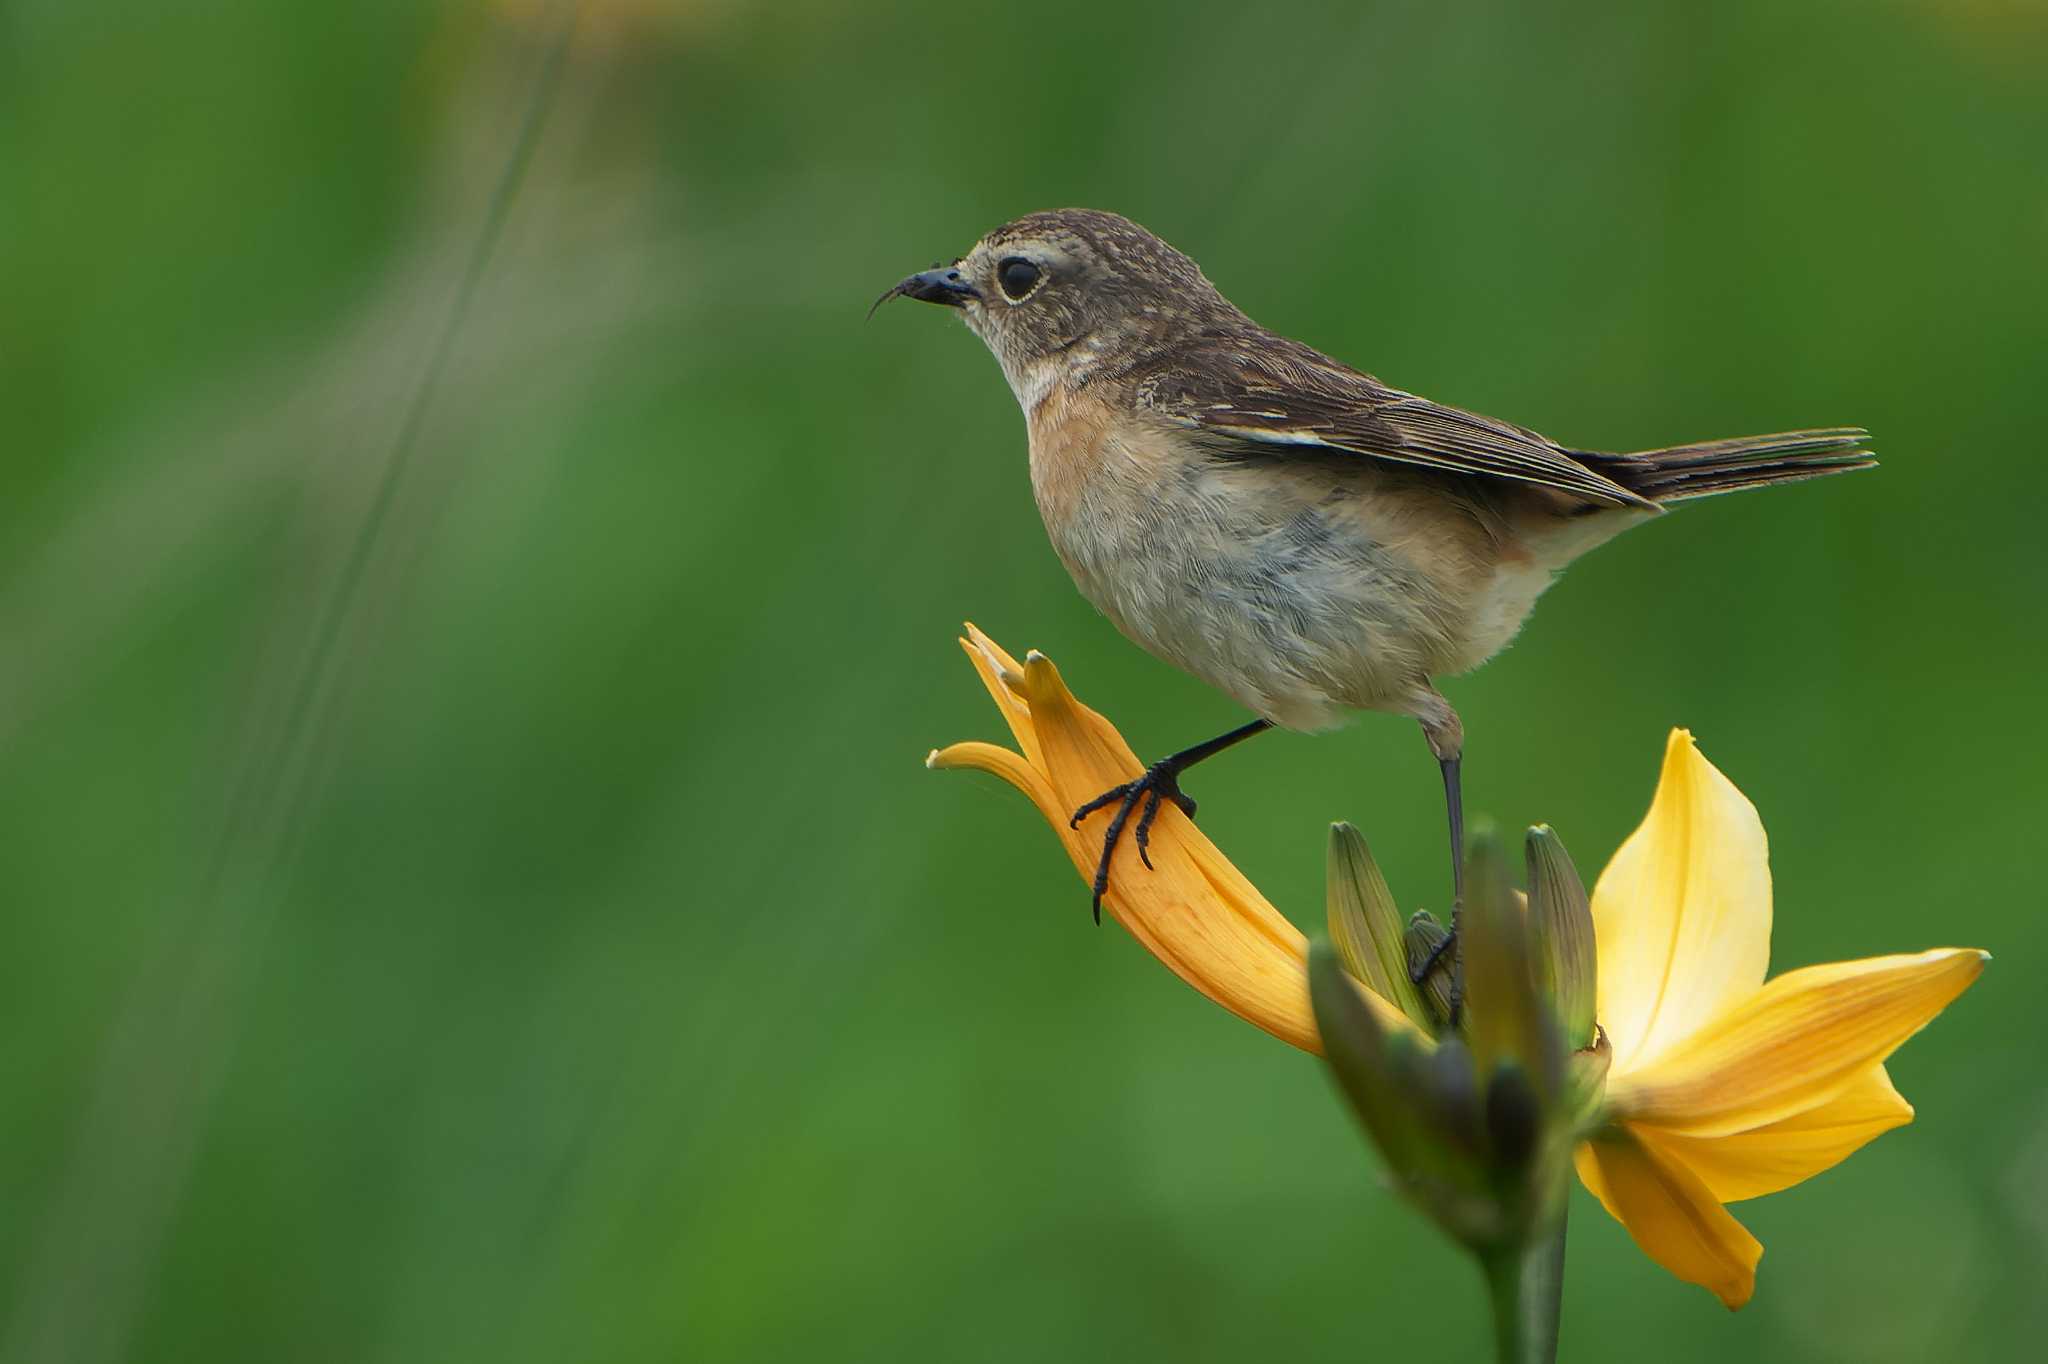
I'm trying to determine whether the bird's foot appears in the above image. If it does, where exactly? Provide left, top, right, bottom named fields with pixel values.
left=1409, top=926, right=1457, bottom=985
left=1410, top=918, right=1464, bottom=1026
left=1068, top=759, right=1199, bottom=923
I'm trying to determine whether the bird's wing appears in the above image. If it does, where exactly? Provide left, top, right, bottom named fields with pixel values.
left=1136, top=337, right=1652, bottom=508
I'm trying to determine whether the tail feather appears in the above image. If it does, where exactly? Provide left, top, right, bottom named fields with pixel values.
left=1583, top=427, right=1876, bottom=505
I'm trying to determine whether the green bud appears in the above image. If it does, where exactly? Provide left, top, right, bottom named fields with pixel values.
left=1404, top=910, right=1457, bottom=1028
left=1525, top=825, right=1597, bottom=1049
left=1460, top=826, right=1565, bottom=1106
left=1309, top=941, right=1446, bottom=1182
left=1317, top=824, right=1586, bottom=1351
left=1314, top=935, right=1571, bottom=1255
left=1484, top=1065, right=1541, bottom=1173
left=1326, top=823, right=1430, bottom=1026
left=1312, top=942, right=1510, bottom=1245
left=1417, top=1034, right=1486, bottom=1161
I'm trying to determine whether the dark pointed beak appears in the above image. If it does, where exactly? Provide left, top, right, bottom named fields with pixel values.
left=867, top=264, right=980, bottom=320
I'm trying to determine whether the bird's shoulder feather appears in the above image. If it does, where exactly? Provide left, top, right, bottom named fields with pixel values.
left=1129, top=331, right=1650, bottom=508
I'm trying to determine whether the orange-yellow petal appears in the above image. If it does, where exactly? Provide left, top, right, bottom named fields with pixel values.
left=1592, top=730, right=1772, bottom=1074
left=935, top=630, right=1348, bottom=1053
left=1637, top=1064, right=1913, bottom=1202
left=926, top=740, right=1064, bottom=829
left=1576, top=1129, right=1762, bottom=1309
left=960, top=624, right=1043, bottom=769
left=1608, top=948, right=1985, bottom=1137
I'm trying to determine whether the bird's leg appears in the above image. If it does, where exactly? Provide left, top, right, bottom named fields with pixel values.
left=1409, top=698, right=1466, bottom=997
left=1435, top=750, right=1468, bottom=1023
left=1440, top=752, right=1465, bottom=904
left=1069, top=718, right=1273, bottom=923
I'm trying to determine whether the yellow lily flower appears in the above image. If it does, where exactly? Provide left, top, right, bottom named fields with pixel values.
left=932, top=630, right=1986, bottom=1311
left=1574, top=730, right=1985, bottom=1309
left=926, top=625, right=1335, bottom=1053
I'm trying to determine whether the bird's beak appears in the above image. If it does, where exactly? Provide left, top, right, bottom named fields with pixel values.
left=867, top=264, right=980, bottom=320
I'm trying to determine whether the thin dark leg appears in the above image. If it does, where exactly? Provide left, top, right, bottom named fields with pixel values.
left=1411, top=753, right=1466, bottom=989
left=1441, top=755, right=1467, bottom=1022
left=1070, top=718, right=1273, bottom=923
left=1442, top=754, right=1464, bottom=904
left=1171, top=718, right=1274, bottom=770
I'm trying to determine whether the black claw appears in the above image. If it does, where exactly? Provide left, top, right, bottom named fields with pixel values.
left=1070, top=781, right=1134, bottom=829
left=1063, top=720, right=1271, bottom=924
left=1089, top=784, right=1146, bottom=924
left=1408, top=907, right=1465, bottom=1027
left=1072, top=758, right=1193, bottom=920
left=1135, top=786, right=1167, bottom=870
left=1411, top=923, right=1459, bottom=985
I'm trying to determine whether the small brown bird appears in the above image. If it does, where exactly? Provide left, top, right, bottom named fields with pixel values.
left=877, top=208, right=1871, bottom=942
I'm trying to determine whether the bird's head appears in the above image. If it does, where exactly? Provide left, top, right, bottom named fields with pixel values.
left=872, top=208, right=1244, bottom=407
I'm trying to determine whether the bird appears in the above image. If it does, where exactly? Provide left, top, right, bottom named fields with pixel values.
left=875, top=207, right=1872, bottom=957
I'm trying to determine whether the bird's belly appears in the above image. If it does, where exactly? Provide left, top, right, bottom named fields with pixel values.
left=1034, top=436, right=1468, bottom=731
left=1444, top=558, right=1559, bottom=675
left=1437, top=502, right=1648, bottom=674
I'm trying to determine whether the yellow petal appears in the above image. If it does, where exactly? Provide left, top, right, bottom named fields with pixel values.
left=1592, top=729, right=1772, bottom=1073
left=1609, top=949, right=1985, bottom=1136
left=935, top=630, right=1345, bottom=1054
left=960, top=624, right=1043, bottom=769
left=1638, top=1065, right=1913, bottom=1202
left=1576, top=1130, right=1762, bottom=1309
left=926, top=741, right=1063, bottom=829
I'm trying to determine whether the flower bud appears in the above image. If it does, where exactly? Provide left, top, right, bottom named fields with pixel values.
left=1485, top=1065, right=1542, bottom=1174
left=1311, top=942, right=1491, bottom=1241
left=1314, top=935, right=1573, bottom=1255
left=1326, top=823, right=1430, bottom=1026
left=1314, top=828, right=1577, bottom=1259
left=1525, top=825, right=1597, bottom=1050
left=1461, top=827, right=1564, bottom=1106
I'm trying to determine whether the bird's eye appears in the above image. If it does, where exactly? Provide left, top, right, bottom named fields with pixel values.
left=997, top=257, right=1041, bottom=301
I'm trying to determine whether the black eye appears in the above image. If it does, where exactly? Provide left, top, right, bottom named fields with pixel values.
left=997, top=257, right=1041, bottom=300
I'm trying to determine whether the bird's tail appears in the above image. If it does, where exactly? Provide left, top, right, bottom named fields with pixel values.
left=1583, top=427, right=1876, bottom=505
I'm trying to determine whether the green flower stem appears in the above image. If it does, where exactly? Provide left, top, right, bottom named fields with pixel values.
left=1481, top=1212, right=1566, bottom=1364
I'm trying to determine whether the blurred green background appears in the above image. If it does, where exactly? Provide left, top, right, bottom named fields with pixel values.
left=3, top=1, right=2044, bottom=1359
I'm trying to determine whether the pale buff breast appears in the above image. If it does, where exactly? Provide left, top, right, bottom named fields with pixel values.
left=1024, top=386, right=1517, bottom=730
